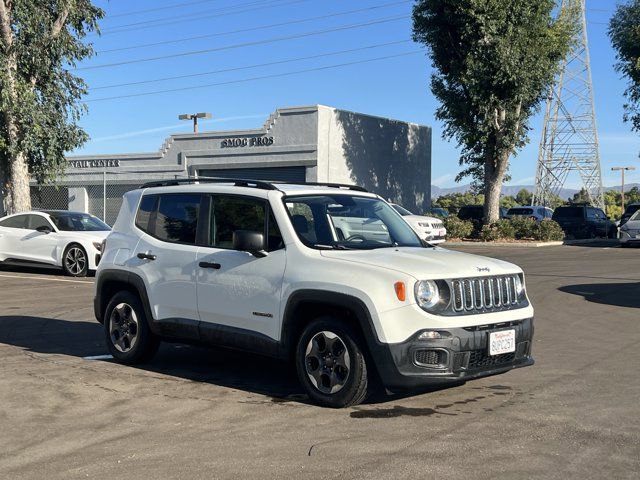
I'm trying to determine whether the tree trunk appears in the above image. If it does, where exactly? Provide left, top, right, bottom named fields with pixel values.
left=483, top=151, right=510, bottom=224
left=7, top=152, right=31, bottom=214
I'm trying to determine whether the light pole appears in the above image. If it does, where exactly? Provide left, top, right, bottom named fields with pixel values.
left=178, top=112, right=212, bottom=134
left=611, top=166, right=636, bottom=214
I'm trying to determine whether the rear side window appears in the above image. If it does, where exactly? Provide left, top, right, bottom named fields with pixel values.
left=508, top=208, right=533, bottom=216
left=135, top=195, right=158, bottom=233
left=155, top=194, right=201, bottom=244
left=0, top=215, right=27, bottom=228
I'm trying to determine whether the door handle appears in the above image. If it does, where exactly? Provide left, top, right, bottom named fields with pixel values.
left=137, top=252, right=157, bottom=261
left=199, top=261, right=221, bottom=269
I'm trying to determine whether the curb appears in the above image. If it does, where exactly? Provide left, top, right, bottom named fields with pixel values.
left=444, top=241, right=564, bottom=248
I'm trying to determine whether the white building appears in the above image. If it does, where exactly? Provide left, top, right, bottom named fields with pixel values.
left=28, top=105, right=432, bottom=224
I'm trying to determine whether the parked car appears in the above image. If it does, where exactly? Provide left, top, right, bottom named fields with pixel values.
left=620, top=202, right=640, bottom=227
left=0, top=210, right=110, bottom=276
left=457, top=205, right=509, bottom=222
left=506, top=206, right=554, bottom=221
left=95, top=179, right=534, bottom=408
left=425, top=207, right=449, bottom=218
left=551, top=205, right=617, bottom=239
left=390, top=203, right=447, bottom=244
left=619, top=209, right=640, bottom=247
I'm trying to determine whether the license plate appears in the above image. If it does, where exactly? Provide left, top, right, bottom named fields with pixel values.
left=635, top=234, right=640, bottom=239
left=489, top=330, right=516, bottom=356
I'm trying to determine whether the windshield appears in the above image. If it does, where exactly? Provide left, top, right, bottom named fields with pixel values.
left=553, top=207, right=583, bottom=218
left=48, top=212, right=111, bottom=231
left=630, top=210, right=640, bottom=221
left=284, top=195, right=423, bottom=250
left=508, top=208, right=533, bottom=216
left=391, top=204, right=413, bottom=216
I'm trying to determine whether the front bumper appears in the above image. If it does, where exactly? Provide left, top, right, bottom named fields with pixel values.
left=619, top=231, right=640, bottom=244
left=369, top=318, right=534, bottom=390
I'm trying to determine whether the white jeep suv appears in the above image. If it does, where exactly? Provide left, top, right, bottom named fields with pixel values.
left=94, top=179, right=534, bottom=407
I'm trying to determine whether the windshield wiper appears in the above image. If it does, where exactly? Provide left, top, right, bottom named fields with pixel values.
left=313, top=244, right=351, bottom=250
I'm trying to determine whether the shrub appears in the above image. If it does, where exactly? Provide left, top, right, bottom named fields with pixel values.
left=480, top=224, right=501, bottom=241
left=509, top=217, right=537, bottom=239
left=534, top=219, right=565, bottom=241
left=443, top=216, right=474, bottom=239
left=495, top=219, right=516, bottom=239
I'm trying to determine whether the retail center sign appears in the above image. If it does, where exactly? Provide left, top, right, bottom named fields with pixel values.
left=69, top=159, right=121, bottom=169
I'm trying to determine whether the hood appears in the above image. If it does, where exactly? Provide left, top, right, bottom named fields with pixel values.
left=403, top=215, right=440, bottom=226
left=622, top=219, right=640, bottom=229
left=320, top=247, right=521, bottom=279
left=58, top=230, right=110, bottom=241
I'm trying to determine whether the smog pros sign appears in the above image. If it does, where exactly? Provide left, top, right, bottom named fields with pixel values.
left=221, top=136, right=274, bottom=148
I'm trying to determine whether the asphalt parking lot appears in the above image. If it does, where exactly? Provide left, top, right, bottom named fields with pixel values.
left=0, top=245, right=639, bottom=479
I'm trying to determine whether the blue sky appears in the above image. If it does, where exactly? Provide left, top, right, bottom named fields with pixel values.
left=75, top=0, right=640, bottom=189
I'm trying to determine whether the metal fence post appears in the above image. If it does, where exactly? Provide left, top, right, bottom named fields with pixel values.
left=103, top=170, right=106, bottom=221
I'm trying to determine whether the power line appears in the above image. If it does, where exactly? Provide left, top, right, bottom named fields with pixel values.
left=76, top=16, right=407, bottom=70
left=103, top=0, right=284, bottom=30
left=92, top=40, right=412, bottom=90
left=98, top=0, right=309, bottom=35
left=98, top=1, right=411, bottom=54
left=105, top=0, right=218, bottom=20
left=86, top=50, right=422, bottom=103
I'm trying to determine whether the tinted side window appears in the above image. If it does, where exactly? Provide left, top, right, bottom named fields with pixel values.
left=212, top=196, right=265, bottom=249
left=0, top=215, right=27, bottom=228
left=27, top=215, right=53, bottom=230
left=586, top=208, right=597, bottom=219
left=135, top=194, right=158, bottom=233
left=155, top=194, right=201, bottom=244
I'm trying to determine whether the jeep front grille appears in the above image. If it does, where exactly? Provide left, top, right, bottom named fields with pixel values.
left=450, top=275, right=521, bottom=313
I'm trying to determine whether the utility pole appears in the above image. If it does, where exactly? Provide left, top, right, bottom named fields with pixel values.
left=611, top=166, right=636, bottom=213
left=533, top=0, right=604, bottom=209
left=178, top=112, right=212, bottom=134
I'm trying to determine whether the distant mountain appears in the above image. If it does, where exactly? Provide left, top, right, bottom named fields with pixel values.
left=431, top=183, right=640, bottom=200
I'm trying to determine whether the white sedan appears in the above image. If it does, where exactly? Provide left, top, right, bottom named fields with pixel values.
left=619, top=209, right=640, bottom=248
left=0, top=210, right=110, bottom=276
left=390, top=204, right=447, bottom=244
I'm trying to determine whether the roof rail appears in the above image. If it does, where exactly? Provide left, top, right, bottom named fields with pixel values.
left=274, top=181, right=368, bottom=192
left=139, top=177, right=279, bottom=190
left=140, top=177, right=368, bottom=192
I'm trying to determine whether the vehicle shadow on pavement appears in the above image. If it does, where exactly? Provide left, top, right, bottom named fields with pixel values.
left=0, top=315, right=459, bottom=406
left=558, top=283, right=640, bottom=308
left=0, top=264, right=95, bottom=277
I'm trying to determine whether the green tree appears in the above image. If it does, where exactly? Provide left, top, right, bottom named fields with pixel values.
left=515, top=188, right=533, bottom=206
left=0, top=1, right=102, bottom=214
left=432, top=191, right=484, bottom=212
left=609, top=0, right=640, bottom=136
left=412, top=0, right=575, bottom=224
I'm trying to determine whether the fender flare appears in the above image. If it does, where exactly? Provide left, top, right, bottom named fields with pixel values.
left=94, top=269, right=158, bottom=334
left=280, top=289, right=382, bottom=356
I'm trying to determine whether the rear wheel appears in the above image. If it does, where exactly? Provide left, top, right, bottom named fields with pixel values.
left=296, top=316, right=369, bottom=408
left=104, top=291, right=159, bottom=364
left=62, top=244, right=88, bottom=277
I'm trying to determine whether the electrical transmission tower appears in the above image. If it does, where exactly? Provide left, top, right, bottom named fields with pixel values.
left=533, top=0, right=604, bottom=208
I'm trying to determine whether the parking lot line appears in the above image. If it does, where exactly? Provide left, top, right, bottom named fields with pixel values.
left=83, top=355, right=113, bottom=361
left=0, top=273, right=93, bottom=285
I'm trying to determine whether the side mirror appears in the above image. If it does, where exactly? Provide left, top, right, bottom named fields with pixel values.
left=36, top=225, right=53, bottom=234
left=232, top=230, right=267, bottom=258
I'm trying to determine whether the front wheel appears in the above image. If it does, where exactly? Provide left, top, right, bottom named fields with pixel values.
left=296, top=316, right=369, bottom=408
left=104, top=291, right=159, bottom=364
left=62, top=244, right=88, bottom=277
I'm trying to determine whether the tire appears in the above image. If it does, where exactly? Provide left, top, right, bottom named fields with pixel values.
left=295, top=316, right=369, bottom=408
left=62, top=244, right=89, bottom=277
left=104, top=291, right=159, bottom=365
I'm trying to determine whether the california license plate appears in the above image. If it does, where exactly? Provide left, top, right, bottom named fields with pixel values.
left=489, top=330, right=516, bottom=356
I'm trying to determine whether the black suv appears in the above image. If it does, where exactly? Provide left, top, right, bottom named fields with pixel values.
left=552, top=205, right=617, bottom=239
left=457, top=205, right=509, bottom=222
left=620, top=203, right=640, bottom=227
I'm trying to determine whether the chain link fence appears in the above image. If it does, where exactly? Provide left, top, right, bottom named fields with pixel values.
left=29, top=171, right=143, bottom=225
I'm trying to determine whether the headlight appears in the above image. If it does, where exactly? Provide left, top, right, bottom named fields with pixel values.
left=92, top=241, right=103, bottom=252
left=415, top=280, right=440, bottom=310
left=514, top=275, right=524, bottom=297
